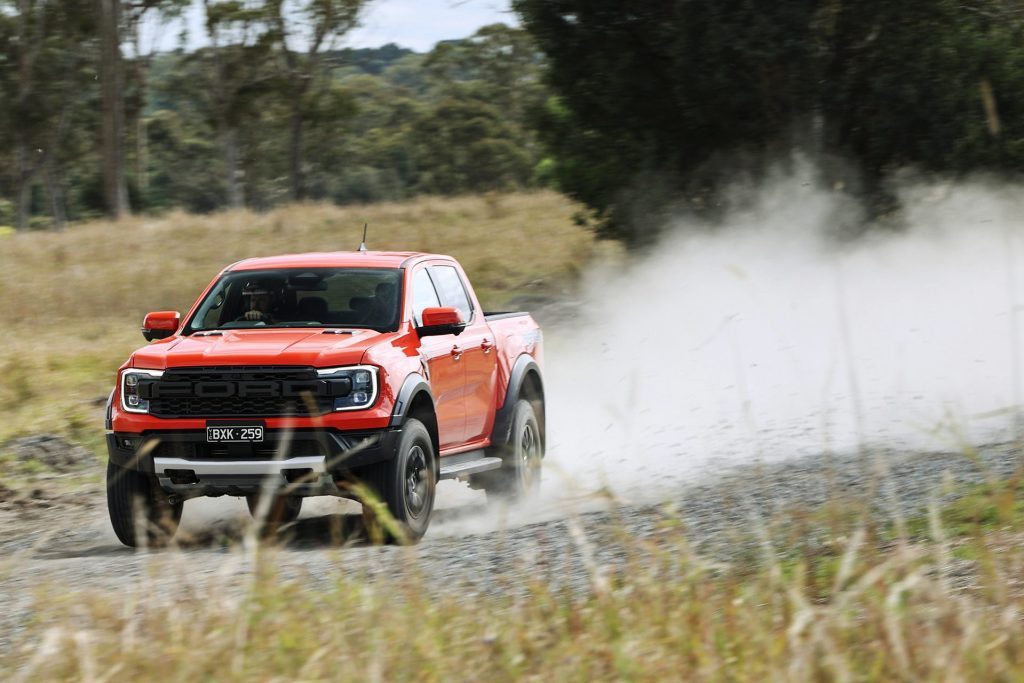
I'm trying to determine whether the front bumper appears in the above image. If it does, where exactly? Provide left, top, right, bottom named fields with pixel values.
left=106, top=427, right=401, bottom=498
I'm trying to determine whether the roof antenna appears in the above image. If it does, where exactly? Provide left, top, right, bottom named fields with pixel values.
left=359, top=223, right=368, bottom=252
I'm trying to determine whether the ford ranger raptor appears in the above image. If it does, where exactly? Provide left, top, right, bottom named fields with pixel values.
left=105, top=251, right=545, bottom=545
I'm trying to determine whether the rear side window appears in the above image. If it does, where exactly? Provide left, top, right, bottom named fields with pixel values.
left=411, top=268, right=441, bottom=326
left=430, top=265, right=473, bottom=322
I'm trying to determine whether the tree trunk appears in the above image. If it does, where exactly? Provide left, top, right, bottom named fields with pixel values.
left=14, top=141, right=32, bottom=231
left=135, top=67, right=149, bottom=195
left=45, top=158, right=67, bottom=231
left=137, top=113, right=148, bottom=193
left=288, top=107, right=305, bottom=201
left=98, top=0, right=130, bottom=218
left=223, top=127, right=244, bottom=209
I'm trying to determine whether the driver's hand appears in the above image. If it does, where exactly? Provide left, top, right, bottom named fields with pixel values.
left=243, top=310, right=264, bottom=321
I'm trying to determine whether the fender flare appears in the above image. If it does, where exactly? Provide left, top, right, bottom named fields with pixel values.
left=490, top=355, right=545, bottom=449
left=388, top=373, right=434, bottom=428
left=105, top=389, right=115, bottom=430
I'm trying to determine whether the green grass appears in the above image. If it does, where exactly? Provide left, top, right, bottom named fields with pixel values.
left=914, top=476, right=1024, bottom=536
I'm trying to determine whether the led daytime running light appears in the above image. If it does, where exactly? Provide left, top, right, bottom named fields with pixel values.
left=316, top=365, right=379, bottom=411
left=120, top=368, right=164, bottom=414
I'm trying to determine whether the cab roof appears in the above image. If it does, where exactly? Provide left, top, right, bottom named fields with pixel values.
left=227, top=251, right=447, bottom=271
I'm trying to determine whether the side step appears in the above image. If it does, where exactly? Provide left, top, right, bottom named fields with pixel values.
left=438, top=451, right=503, bottom=480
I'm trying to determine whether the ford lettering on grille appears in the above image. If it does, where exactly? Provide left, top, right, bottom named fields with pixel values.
left=139, top=367, right=348, bottom=418
left=142, top=379, right=344, bottom=399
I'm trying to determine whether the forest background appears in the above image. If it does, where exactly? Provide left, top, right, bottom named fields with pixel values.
left=4, top=0, right=1024, bottom=245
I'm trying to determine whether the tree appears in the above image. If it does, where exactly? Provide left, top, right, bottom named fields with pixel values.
left=97, top=0, right=130, bottom=218
left=121, top=0, right=188, bottom=203
left=267, top=0, right=367, bottom=201
left=410, top=97, right=533, bottom=194
left=515, top=0, right=1024, bottom=244
left=199, top=0, right=277, bottom=208
left=818, top=0, right=1024, bottom=181
left=0, top=0, right=96, bottom=229
left=514, top=0, right=821, bottom=244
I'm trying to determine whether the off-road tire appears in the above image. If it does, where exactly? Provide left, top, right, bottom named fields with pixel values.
left=361, top=418, right=436, bottom=543
left=245, top=493, right=303, bottom=526
left=106, top=461, right=183, bottom=548
left=477, top=399, right=543, bottom=502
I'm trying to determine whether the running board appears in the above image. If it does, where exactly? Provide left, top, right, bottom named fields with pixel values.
left=438, top=452, right=503, bottom=480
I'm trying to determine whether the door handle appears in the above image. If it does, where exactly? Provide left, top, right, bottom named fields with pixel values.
left=450, top=345, right=463, bottom=361
left=481, top=339, right=494, bottom=354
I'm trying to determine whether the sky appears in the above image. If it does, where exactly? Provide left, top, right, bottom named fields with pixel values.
left=351, top=0, right=516, bottom=50
left=144, top=0, right=517, bottom=54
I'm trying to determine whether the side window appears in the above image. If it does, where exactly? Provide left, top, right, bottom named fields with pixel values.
left=430, top=265, right=473, bottom=322
left=411, top=268, right=441, bottom=326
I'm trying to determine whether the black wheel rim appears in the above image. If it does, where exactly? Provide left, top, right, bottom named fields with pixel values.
left=405, top=445, right=429, bottom=518
left=518, top=422, right=540, bottom=490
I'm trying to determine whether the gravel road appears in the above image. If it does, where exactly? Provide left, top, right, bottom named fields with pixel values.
left=1, top=440, right=1020, bottom=654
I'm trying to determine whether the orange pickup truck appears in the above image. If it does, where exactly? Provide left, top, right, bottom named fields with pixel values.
left=105, top=251, right=545, bottom=546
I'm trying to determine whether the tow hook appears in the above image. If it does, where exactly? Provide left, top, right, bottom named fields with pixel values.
left=167, top=494, right=183, bottom=506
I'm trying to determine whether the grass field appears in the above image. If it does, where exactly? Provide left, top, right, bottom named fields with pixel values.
left=0, top=191, right=602, bottom=451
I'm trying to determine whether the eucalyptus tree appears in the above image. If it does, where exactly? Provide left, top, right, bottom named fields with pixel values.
left=266, top=0, right=368, bottom=201
left=199, top=0, right=277, bottom=208
left=121, top=0, right=188, bottom=200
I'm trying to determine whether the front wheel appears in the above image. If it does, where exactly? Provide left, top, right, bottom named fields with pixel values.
left=360, top=418, right=436, bottom=543
left=106, top=461, right=183, bottom=548
left=476, top=399, right=543, bottom=501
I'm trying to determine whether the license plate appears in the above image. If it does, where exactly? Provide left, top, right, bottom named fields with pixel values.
left=206, top=425, right=264, bottom=443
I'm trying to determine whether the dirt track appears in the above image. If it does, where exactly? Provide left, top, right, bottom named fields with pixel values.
left=1, top=441, right=1020, bottom=654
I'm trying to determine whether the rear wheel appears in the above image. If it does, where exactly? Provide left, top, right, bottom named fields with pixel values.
left=106, top=461, right=182, bottom=548
left=478, top=399, right=543, bottom=501
left=361, top=418, right=436, bottom=543
left=245, top=493, right=303, bottom=526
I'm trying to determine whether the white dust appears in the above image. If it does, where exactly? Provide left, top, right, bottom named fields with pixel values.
left=178, top=166, right=1024, bottom=537
left=540, top=164, right=1024, bottom=505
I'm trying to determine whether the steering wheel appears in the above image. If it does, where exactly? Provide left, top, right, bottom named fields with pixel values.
left=235, top=311, right=272, bottom=324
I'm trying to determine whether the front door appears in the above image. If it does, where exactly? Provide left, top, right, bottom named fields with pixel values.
left=410, top=267, right=466, bottom=447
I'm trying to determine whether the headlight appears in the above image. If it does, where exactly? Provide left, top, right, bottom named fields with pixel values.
left=316, top=365, right=379, bottom=411
left=120, top=368, right=164, bottom=414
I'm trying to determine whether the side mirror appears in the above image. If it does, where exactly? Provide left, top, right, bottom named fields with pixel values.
left=142, top=311, right=180, bottom=341
left=417, top=307, right=466, bottom=337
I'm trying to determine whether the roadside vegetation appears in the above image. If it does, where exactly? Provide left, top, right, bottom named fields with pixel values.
left=4, top=472, right=1024, bottom=680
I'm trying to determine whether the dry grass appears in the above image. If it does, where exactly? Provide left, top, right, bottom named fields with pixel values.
left=0, top=191, right=595, bottom=327
left=0, top=192, right=601, bottom=446
left=4, top=494, right=1024, bottom=681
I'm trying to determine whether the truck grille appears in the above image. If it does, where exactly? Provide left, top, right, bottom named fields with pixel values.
left=148, top=366, right=334, bottom=418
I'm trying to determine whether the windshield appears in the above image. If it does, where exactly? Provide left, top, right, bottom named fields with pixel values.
left=185, top=268, right=403, bottom=333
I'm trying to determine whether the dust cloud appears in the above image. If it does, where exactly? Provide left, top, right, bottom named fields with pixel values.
left=541, top=163, right=1024, bottom=503
left=180, top=165, right=1024, bottom=537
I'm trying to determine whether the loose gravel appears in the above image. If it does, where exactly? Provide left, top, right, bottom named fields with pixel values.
left=0, top=441, right=1020, bottom=654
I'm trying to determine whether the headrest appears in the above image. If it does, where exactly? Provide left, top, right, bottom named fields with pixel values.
left=297, top=296, right=328, bottom=319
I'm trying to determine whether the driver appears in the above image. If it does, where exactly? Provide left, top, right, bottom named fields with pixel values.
left=239, top=284, right=278, bottom=323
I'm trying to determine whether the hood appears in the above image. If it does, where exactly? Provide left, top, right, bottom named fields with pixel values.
left=131, top=328, right=389, bottom=369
